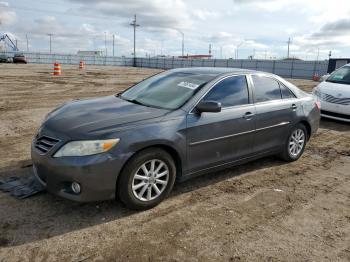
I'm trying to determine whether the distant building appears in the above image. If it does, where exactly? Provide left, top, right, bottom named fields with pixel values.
left=328, top=58, right=350, bottom=73
left=77, top=50, right=103, bottom=56
left=178, top=54, right=212, bottom=59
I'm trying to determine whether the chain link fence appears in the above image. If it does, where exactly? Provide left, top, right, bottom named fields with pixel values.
left=1, top=51, right=328, bottom=79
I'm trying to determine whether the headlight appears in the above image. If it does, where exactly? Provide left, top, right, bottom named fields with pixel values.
left=312, top=88, right=322, bottom=98
left=54, top=139, right=120, bottom=157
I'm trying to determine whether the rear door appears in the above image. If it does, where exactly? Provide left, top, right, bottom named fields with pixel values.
left=186, top=75, right=256, bottom=173
left=249, top=74, right=299, bottom=154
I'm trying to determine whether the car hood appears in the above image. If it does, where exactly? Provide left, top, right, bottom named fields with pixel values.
left=43, top=95, right=169, bottom=138
left=317, top=81, right=350, bottom=97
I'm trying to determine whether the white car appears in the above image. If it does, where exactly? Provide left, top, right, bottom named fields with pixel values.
left=313, top=64, right=350, bottom=122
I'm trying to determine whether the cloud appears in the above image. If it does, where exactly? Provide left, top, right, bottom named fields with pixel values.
left=232, top=0, right=288, bottom=12
left=191, top=9, right=219, bottom=20
left=288, top=18, right=350, bottom=55
left=312, top=19, right=350, bottom=37
left=0, top=1, right=16, bottom=25
left=68, top=0, right=191, bottom=30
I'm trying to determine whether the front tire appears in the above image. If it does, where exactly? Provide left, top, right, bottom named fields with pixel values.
left=117, top=148, right=176, bottom=210
left=280, top=123, right=308, bottom=162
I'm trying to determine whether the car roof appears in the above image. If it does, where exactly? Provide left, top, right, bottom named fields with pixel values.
left=170, top=67, right=258, bottom=76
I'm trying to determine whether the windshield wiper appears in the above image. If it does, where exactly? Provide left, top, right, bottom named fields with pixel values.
left=326, top=80, right=350, bottom=85
left=120, top=96, right=151, bottom=107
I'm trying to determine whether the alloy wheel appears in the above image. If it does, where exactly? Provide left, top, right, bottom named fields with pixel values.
left=288, top=128, right=305, bottom=157
left=132, top=159, right=169, bottom=201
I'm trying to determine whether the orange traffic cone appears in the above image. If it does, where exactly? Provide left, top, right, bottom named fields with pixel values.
left=53, top=63, right=62, bottom=76
left=79, top=61, right=85, bottom=69
left=312, top=73, right=319, bottom=81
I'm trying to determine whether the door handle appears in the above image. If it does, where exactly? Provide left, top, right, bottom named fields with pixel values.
left=243, top=112, right=255, bottom=120
left=291, top=104, right=297, bottom=110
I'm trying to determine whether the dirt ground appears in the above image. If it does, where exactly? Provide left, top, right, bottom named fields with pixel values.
left=0, top=64, right=349, bottom=262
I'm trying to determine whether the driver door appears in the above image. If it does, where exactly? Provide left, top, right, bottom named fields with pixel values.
left=186, top=75, right=256, bottom=173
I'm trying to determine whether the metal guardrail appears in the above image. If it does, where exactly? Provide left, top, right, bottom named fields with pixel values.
left=0, top=51, right=328, bottom=79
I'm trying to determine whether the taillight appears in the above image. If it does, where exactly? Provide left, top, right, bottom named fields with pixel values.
left=315, top=101, right=321, bottom=110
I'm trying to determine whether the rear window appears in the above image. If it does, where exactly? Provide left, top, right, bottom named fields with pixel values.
left=252, top=75, right=282, bottom=103
left=280, top=83, right=296, bottom=99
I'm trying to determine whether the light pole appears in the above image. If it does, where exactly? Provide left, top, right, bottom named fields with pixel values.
left=179, top=30, right=184, bottom=57
left=130, top=14, right=140, bottom=66
left=47, top=33, right=53, bottom=53
left=26, top=34, right=29, bottom=52
left=104, top=32, right=107, bottom=56
left=113, top=34, right=115, bottom=57
left=235, top=41, right=244, bottom=59
left=287, top=37, right=292, bottom=59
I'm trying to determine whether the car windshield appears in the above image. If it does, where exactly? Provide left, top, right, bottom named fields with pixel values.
left=327, top=66, right=350, bottom=85
left=120, top=71, right=215, bottom=110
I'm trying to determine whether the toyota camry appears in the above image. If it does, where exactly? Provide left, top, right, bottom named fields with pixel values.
left=32, top=68, right=320, bottom=210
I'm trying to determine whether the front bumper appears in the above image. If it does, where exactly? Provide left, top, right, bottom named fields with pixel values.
left=320, top=101, right=350, bottom=122
left=31, top=143, right=132, bottom=202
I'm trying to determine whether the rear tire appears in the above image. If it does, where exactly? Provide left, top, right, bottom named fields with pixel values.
left=280, top=123, right=308, bottom=162
left=117, top=148, right=176, bottom=210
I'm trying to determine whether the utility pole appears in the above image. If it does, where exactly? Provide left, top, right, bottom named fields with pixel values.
left=209, top=44, right=212, bottom=58
left=15, top=39, right=18, bottom=50
left=113, top=34, right=115, bottom=57
left=130, top=14, right=140, bottom=66
left=287, top=37, right=292, bottom=59
left=48, top=33, right=53, bottom=53
left=26, top=34, right=29, bottom=51
left=220, top=46, right=223, bottom=59
left=328, top=50, right=332, bottom=59
left=179, top=31, right=184, bottom=57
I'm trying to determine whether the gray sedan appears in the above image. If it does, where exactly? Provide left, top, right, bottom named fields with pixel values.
left=31, top=68, right=320, bottom=210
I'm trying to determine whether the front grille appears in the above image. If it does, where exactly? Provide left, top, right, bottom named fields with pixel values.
left=321, top=93, right=350, bottom=105
left=34, top=136, right=59, bottom=154
left=321, top=110, right=350, bottom=120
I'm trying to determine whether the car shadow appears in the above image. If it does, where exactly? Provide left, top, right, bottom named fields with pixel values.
left=320, top=117, right=350, bottom=132
left=0, top=155, right=286, bottom=248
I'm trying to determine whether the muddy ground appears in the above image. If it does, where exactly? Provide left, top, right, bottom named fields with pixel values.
left=0, top=64, right=349, bottom=262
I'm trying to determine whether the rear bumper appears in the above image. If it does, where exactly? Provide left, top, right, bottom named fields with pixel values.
left=31, top=144, right=132, bottom=202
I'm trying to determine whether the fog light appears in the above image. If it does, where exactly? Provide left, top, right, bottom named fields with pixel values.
left=71, top=182, right=81, bottom=194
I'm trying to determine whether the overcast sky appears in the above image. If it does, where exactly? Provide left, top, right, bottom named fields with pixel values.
left=1, top=0, right=350, bottom=60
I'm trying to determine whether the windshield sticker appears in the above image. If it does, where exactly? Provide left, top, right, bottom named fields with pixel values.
left=332, top=74, right=343, bottom=80
left=177, top=81, right=200, bottom=90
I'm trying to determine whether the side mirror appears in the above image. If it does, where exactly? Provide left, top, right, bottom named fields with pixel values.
left=320, top=74, right=330, bottom=82
left=196, top=101, right=221, bottom=113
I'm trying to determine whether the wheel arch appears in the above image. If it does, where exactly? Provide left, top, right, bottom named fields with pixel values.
left=116, top=144, right=184, bottom=192
left=298, top=120, right=311, bottom=140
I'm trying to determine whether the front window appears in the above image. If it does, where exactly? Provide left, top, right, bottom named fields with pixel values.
left=327, top=66, right=350, bottom=85
left=202, top=75, right=249, bottom=107
left=120, top=71, right=216, bottom=110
